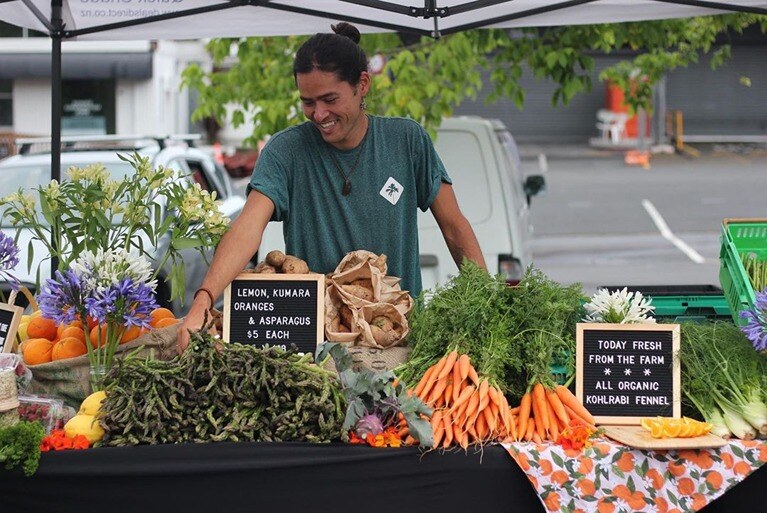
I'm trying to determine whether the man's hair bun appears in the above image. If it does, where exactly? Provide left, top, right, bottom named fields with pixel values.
left=332, top=22, right=361, bottom=44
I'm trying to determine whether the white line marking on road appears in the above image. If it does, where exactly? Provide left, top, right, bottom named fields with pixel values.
left=642, top=199, right=706, bottom=264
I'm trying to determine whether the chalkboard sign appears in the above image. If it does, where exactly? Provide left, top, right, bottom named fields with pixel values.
left=0, top=302, right=23, bottom=353
left=576, top=323, right=680, bottom=425
left=223, top=273, right=325, bottom=355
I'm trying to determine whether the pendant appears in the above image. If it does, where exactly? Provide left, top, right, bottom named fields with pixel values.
left=342, top=181, right=352, bottom=196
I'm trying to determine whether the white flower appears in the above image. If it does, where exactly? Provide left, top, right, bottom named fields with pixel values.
left=583, top=287, right=656, bottom=324
left=71, top=249, right=156, bottom=291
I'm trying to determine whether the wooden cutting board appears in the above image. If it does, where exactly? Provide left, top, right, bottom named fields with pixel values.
left=602, top=425, right=727, bottom=450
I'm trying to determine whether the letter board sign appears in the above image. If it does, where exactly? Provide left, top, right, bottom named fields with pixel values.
left=576, top=323, right=680, bottom=425
left=223, top=273, right=325, bottom=355
left=0, top=302, right=23, bottom=353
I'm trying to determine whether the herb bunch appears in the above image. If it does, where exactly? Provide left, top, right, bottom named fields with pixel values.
left=0, top=421, right=45, bottom=476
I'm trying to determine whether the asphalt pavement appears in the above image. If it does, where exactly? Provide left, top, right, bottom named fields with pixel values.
left=519, top=143, right=767, bottom=294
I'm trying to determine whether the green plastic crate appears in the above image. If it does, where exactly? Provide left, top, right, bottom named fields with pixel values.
left=719, top=219, right=767, bottom=326
left=597, top=285, right=731, bottom=323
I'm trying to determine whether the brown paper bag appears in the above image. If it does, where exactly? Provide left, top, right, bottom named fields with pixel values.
left=356, top=303, right=409, bottom=349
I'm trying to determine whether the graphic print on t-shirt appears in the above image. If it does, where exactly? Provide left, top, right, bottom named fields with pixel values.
left=380, top=177, right=403, bottom=205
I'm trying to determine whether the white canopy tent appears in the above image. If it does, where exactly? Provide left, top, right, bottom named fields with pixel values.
left=1, top=0, right=766, bottom=40
left=1, top=0, right=766, bottom=181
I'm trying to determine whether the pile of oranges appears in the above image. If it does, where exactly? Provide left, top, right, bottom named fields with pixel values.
left=640, top=416, right=713, bottom=439
left=21, top=307, right=179, bottom=366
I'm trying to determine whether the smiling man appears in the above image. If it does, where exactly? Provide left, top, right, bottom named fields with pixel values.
left=177, top=22, right=485, bottom=353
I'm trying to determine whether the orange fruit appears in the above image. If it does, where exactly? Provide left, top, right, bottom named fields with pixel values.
left=153, top=317, right=180, bottom=329
left=27, top=316, right=58, bottom=340
left=120, top=325, right=144, bottom=344
left=22, top=338, right=54, bottom=365
left=149, top=308, right=175, bottom=327
left=89, top=324, right=109, bottom=348
left=60, top=326, right=86, bottom=344
left=51, top=337, right=88, bottom=360
left=86, top=315, right=99, bottom=330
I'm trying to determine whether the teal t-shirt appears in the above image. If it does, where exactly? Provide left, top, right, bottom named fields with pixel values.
left=249, top=115, right=451, bottom=296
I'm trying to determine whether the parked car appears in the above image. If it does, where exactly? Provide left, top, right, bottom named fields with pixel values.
left=0, top=135, right=246, bottom=314
left=258, top=116, right=545, bottom=293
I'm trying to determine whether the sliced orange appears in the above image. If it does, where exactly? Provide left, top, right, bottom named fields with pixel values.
left=662, top=420, right=682, bottom=438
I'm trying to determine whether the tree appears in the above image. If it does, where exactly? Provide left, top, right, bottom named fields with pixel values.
left=181, top=15, right=766, bottom=145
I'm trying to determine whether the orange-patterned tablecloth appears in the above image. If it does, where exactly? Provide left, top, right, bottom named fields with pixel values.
left=505, top=439, right=767, bottom=512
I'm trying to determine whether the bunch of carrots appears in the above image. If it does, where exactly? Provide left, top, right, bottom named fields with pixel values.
left=397, top=350, right=516, bottom=449
left=513, top=382, right=596, bottom=443
left=396, top=350, right=597, bottom=448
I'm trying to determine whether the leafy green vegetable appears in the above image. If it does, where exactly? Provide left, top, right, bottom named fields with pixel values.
left=680, top=321, right=767, bottom=439
left=318, top=342, right=433, bottom=446
left=0, top=421, right=45, bottom=476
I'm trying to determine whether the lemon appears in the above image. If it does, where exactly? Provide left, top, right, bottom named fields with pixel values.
left=17, top=321, right=30, bottom=342
left=79, top=390, right=107, bottom=416
left=64, top=414, right=105, bottom=444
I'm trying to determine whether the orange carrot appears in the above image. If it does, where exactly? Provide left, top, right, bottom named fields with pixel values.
left=532, top=383, right=550, bottom=432
left=464, top=389, right=481, bottom=420
left=509, top=412, right=518, bottom=441
left=458, top=354, right=471, bottom=381
left=546, top=389, right=570, bottom=426
left=517, top=393, right=532, bottom=439
left=555, top=385, right=595, bottom=425
left=482, top=405, right=497, bottom=435
left=488, top=402, right=500, bottom=434
left=510, top=406, right=520, bottom=416
left=476, top=410, right=489, bottom=440
left=532, top=431, right=542, bottom=444
left=428, top=377, right=449, bottom=406
left=449, top=384, right=475, bottom=415
left=443, top=378, right=453, bottom=407
left=438, top=350, right=459, bottom=380
left=524, top=417, right=535, bottom=441
left=413, top=364, right=436, bottom=398
left=451, top=361, right=463, bottom=403
left=549, top=417, right=559, bottom=441
left=405, top=435, right=416, bottom=446
left=564, top=405, right=597, bottom=431
left=474, top=380, right=490, bottom=420
left=442, top=414, right=454, bottom=448
left=467, top=364, right=480, bottom=386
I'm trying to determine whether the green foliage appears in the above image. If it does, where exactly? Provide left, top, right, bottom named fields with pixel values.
left=0, top=421, right=45, bottom=476
left=182, top=15, right=764, bottom=140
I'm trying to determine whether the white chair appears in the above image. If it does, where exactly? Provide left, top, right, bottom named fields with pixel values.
left=596, top=109, right=629, bottom=143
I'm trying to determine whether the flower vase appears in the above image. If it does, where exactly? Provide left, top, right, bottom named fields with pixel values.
left=89, top=363, right=108, bottom=392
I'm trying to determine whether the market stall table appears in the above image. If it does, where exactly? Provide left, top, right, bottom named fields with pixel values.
left=0, top=442, right=763, bottom=513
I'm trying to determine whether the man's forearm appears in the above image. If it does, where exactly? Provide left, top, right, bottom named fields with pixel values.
left=443, top=217, right=486, bottom=270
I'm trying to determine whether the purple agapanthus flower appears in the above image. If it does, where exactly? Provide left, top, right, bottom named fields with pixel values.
left=85, top=277, right=158, bottom=329
left=740, top=289, right=767, bottom=351
left=37, top=269, right=89, bottom=325
left=0, top=232, right=20, bottom=290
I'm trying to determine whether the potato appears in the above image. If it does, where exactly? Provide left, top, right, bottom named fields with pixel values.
left=340, top=305, right=354, bottom=330
left=371, top=316, right=394, bottom=332
left=341, top=284, right=373, bottom=302
left=254, top=262, right=277, bottom=274
left=370, top=325, right=395, bottom=347
left=265, top=250, right=286, bottom=268
left=281, top=256, right=310, bottom=274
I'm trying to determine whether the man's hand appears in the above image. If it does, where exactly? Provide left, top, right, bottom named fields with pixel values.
left=177, top=298, right=211, bottom=353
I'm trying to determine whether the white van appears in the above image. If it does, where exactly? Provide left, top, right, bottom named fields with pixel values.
left=258, top=116, right=545, bottom=292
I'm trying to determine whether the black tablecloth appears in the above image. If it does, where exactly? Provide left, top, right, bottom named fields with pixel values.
left=0, top=443, right=762, bottom=513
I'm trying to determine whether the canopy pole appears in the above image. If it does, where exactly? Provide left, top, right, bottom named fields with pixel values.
left=51, top=0, right=63, bottom=275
